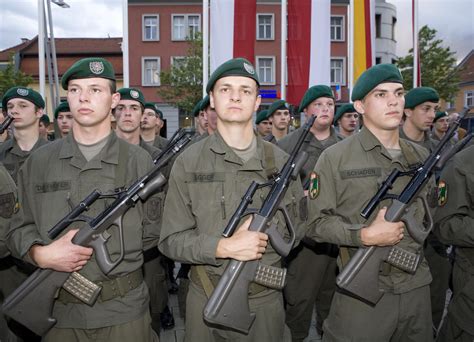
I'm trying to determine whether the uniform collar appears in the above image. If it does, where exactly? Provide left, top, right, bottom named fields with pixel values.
left=9, top=136, right=46, bottom=156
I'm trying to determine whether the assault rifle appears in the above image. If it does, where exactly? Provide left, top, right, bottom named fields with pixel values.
left=2, top=129, right=194, bottom=336
left=203, top=115, right=316, bottom=333
left=0, top=115, right=13, bottom=134
left=336, top=108, right=471, bottom=306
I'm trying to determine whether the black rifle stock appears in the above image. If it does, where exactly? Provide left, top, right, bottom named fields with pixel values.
left=336, top=108, right=470, bottom=306
left=0, top=115, right=13, bottom=134
left=2, top=130, right=194, bottom=336
left=203, top=116, right=316, bottom=333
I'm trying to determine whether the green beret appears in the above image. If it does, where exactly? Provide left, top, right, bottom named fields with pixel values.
left=40, top=114, right=50, bottom=125
left=54, top=101, right=70, bottom=119
left=2, top=86, right=45, bottom=109
left=144, top=102, right=163, bottom=119
left=351, top=64, right=403, bottom=101
left=61, top=57, right=115, bottom=90
left=434, top=111, right=448, bottom=122
left=117, top=87, right=145, bottom=107
left=191, top=99, right=203, bottom=117
left=255, top=110, right=269, bottom=125
left=334, top=103, right=357, bottom=125
left=206, top=58, right=260, bottom=94
left=298, top=85, right=334, bottom=113
left=199, top=95, right=210, bottom=111
left=267, top=100, right=289, bottom=117
left=404, top=87, right=439, bottom=109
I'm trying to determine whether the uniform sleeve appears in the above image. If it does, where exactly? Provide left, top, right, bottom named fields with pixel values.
left=6, top=159, right=46, bottom=261
left=0, top=166, right=17, bottom=258
left=305, top=151, right=365, bottom=247
left=158, top=155, right=221, bottom=265
left=434, top=159, right=474, bottom=247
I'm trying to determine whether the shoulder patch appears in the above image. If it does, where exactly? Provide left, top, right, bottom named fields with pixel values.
left=0, top=192, right=15, bottom=218
left=437, top=181, right=448, bottom=206
left=308, top=171, right=319, bottom=200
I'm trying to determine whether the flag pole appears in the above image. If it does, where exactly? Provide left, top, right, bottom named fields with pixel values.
left=412, top=0, right=419, bottom=88
left=203, top=0, right=209, bottom=97
left=348, top=0, right=354, bottom=101
left=280, top=0, right=287, bottom=100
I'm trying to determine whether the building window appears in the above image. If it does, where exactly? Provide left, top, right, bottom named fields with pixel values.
left=256, top=56, right=276, bottom=85
left=172, top=14, right=201, bottom=41
left=465, top=90, right=474, bottom=107
left=142, top=57, right=161, bottom=86
left=375, top=57, right=382, bottom=64
left=375, top=14, right=381, bottom=38
left=171, top=56, right=186, bottom=69
left=257, top=14, right=274, bottom=40
left=143, top=15, right=159, bottom=41
left=392, top=17, right=397, bottom=41
left=330, top=16, right=344, bottom=41
left=446, top=101, right=454, bottom=109
left=330, top=58, right=345, bottom=86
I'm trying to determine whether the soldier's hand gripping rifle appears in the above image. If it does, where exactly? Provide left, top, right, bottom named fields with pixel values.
left=336, top=108, right=471, bottom=306
left=1, top=130, right=194, bottom=336
left=0, top=115, right=13, bottom=134
left=203, top=115, right=315, bottom=334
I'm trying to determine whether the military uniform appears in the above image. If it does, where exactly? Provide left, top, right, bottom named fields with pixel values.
left=159, top=132, right=305, bottom=341
left=152, top=135, right=169, bottom=151
left=307, top=127, right=434, bottom=341
left=6, top=132, right=159, bottom=341
left=434, top=145, right=474, bottom=342
left=278, top=126, right=341, bottom=340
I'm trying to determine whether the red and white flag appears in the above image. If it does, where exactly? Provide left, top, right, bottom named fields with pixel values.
left=287, top=0, right=331, bottom=106
left=210, top=0, right=256, bottom=72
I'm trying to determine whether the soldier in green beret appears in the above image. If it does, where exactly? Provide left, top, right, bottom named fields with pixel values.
left=306, top=63, right=434, bottom=341
left=432, top=111, right=450, bottom=142
left=141, top=102, right=168, bottom=150
left=434, top=144, right=474, bottom=342
left=265, top=99, right=291, bottom=143
left=54, top=101, right=73, bottom=138
left=334, top=103, right=360, bottom=139
left=200, top=95, right=218, bottom=136
left=5, top=57, right=159, bottom=341
left=39, top=114, right=51, bottom=140
left=401, top=86, right=439, bottom=152
left=278, top=84, right=342, bottom=341
left=159, top=57, right=305, bottom=341
left=402, top=87, right=450, bottom=333
left=255, top=109, right=272, bottom=137
left=191, top=99, right=208, bottom=136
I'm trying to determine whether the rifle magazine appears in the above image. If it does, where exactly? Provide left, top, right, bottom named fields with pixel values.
left=62, top=272, right=102, bottom=306
left=386, top=246, right=421, bottom=274
left=253, top=263, right=286, bottom=290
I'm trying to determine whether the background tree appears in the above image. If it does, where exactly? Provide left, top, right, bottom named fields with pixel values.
left=0, top=54, right=33, bottom=99
left=396, top=25, right=460, bottom=101
left=158, top=32, right=203, bottom=113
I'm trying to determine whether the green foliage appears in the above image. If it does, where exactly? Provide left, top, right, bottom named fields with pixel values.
left=0, top=54, right=33, bottom=99
left=396, top=25, right=460, bottom=101
left=157, top=33, right=203, bottom=113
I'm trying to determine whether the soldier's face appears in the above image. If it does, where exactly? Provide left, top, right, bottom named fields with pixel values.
left=270, top=109, right=290, bottom=131
left=405, top=101, right=438, bottom=132
left=57, top=111, right=74, bottom=136
left=197, top=111, right=209, bottom=131
left=355, top=83, right=405, bottom=132
left=304, top=97, right=335, bottom=129
left=6, top=98, right=42, bottom=130
left=434, top=117, right=449, bottom=133
left=141, top=109, right=158, bottom=130
left=114, top=99, right=143, bottom=133
left=210, top=76, right=261, bottom=125
left=339, top=112, right=359, bottom=133
left=257, top=120, right=272, bottom=136
left=67, top=78, right=119, bottom=128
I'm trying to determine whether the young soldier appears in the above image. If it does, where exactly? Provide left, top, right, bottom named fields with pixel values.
left=434, top=144, right=474, bottom=342
left=307, top=64, right=434, bottom=341
left=201, top=95, right=218, bottom=136
left=141, top=102, right=168, bottom=150
left=255, top=109, right=271, bottom=137
left=402, top=86, right=450, bottom=333
left=114, top=87, right=174, bottom=332
left=6, top=57, right=159, bottom=341
left=159, top=58, right=305, bottom=341
left=39, top=114, right=51, bottom=140
left=334, top=103, right=360, bottom=139
left=192, top=99, right=208, bottom=136
left=278, top=85, right=342, bottom=341
left=265, top=99, right=291, bottom=143
left=54, top=101, right=73, bottom=138
left=401, top=86, right=439, bottom=151
left=432, top=111, right=450, bottom=142
left=0, top=86, right=49, bottom=182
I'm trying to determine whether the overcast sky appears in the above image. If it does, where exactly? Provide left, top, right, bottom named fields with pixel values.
left=0, top=0, right=472, bottom=62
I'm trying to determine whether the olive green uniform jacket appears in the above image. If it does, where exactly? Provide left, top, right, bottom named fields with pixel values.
left=434, top=145, right=474, bottom=335
left=0, top=163, right=16, bottom=258
left=159, top=131, right=306, bottom=285
left=152, top=135, right=169, bottom=151
left=307, top=127, right=433, bottom=293
left=399, top=127, right=438, bottom=153
left=0, top=137, right=49, bottom=183
left=6, top=132, right=160, bottom=329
